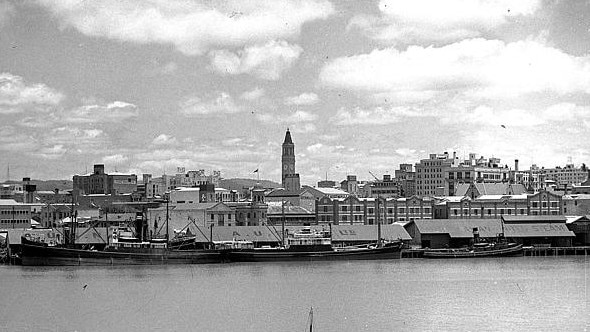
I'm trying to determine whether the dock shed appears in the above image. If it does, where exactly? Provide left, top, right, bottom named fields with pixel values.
left=404, top=218, right=574, bottom=249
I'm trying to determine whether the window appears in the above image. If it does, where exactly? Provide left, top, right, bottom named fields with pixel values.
left=532, top=202, right=538, bottom=208
left=499, top=209, right=504, bottom=215
left=487, top=209, right=492, bottom=215
left=520, top=209, right=525, bottom=215
left=453, top=209, right=458, bottom=215
left=211, top=214, right=214, bottom=220
left=228, top=214, right=232, bottom=220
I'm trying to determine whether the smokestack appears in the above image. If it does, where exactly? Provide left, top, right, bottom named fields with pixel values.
left=515, top=159, right=519, bottom=172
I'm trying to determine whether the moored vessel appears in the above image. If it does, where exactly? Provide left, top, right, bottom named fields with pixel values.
left=423, top=226, right=523, bottom=258
left=20, top=227, right=222, bottom=266
left=223, top=226, right=403, bottom=262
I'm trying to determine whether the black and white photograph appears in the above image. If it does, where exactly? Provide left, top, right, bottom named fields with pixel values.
left=0, top=0, right=589, bottom=330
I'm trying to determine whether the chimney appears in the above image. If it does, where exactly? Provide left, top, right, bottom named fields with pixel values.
left=94, top=164, right=105, bottom=175
left=515, top=159, right=519, bottom=172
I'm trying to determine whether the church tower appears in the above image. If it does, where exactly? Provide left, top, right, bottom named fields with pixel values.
left=281, top=128, right=300, bottom=192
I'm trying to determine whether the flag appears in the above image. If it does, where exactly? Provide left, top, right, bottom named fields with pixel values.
left=253, top=169, right=259, bottom=173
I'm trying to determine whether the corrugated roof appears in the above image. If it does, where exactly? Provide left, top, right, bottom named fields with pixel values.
left=410, top=219, right=574, bottom=238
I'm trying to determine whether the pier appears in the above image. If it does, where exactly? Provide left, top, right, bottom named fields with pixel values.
left=522, top=246, right=590, bottom=257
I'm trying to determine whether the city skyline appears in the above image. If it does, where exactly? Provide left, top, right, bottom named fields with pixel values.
left=1, top=0, right=590, bottom=183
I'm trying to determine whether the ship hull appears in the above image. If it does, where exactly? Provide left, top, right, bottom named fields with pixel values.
left=423, top=243, right=523, bottom=259
left=20, top=243, right=222, bottom=266
left=225, top=243, right=403, bottom=262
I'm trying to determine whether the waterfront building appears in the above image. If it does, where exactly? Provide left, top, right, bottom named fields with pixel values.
left=562, top=194, right=590, bottom=216
left=404, top=216, right=574, bottom=249
left=265, top=187, right=316, bottom=212
left=73, top=164, right=137, bottom=196
left=566, top=215, right=590, bottom=245
left=0, top=199, right=33, bottom=229
left=395, top=163, right=416, bottom=197
left=434, top=189, right=563, bottom=219
left=266, top=202, right=316, bottom=226
left=315, top=195, right=433, bottom=225
left=454, top=183, right=528, bottom=199
left=281, top=129, right=300, bottom=193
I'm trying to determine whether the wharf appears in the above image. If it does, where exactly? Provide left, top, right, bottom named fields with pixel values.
left=522, top=246, right=590, bottom=257
left=402, top=249, right=424, bottom=258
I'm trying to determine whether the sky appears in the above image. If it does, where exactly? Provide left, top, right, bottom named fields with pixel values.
left=1, top=0, right=590, bottom=184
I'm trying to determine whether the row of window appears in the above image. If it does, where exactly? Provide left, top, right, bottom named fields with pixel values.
left=0, top=210, right=29, bottom=215
left=0, top=219, right=29, bottom=224
left=320, top=207, right=431, bottom=214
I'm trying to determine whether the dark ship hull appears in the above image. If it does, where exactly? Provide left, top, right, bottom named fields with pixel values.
left=20, top=242, right=222, bottom=266
left=226, top=242, right=403, bottom=262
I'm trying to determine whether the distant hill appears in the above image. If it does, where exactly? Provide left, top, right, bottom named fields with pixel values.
left=1, top=179, right=73, bottom=192
left=31, top=180, right=73, bottom=192
left=218, top=178, right=280, bottom=192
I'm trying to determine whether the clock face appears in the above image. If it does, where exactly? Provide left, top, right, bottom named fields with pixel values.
left=283, top=164, right=288, bottom=170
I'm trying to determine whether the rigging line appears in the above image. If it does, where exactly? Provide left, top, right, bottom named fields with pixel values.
left=264, top=219, right=283, bottom=243
left=188, top=216, right=211, bottom=242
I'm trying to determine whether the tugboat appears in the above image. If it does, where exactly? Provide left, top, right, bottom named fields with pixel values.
left=423, top=227, right=523, bottom=258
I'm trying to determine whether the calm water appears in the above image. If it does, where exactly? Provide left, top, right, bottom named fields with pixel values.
left=0, top=257, right=588, bottom=332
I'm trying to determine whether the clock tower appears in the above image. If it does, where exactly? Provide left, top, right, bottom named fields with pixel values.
left=281, top=128, right=300, bottom=192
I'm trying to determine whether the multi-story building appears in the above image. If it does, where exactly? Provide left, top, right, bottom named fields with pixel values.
left=445, top=154, right=511, bottom=196
left=415, top=152, right=460, bottom=197
left=0, top=199, right=33, bottom=229
left=363, top=175, right=400, bottom=198
left=540, top=163, right=588, bottom=186
left=436, top=190, right=563, bottom=219
left=73, top=164, right=137, bottom=196
left=340, top=175, right=359, bottom=196
left=172, top=168, right=221, bottom=187
left=395, top=164, right=415, bottom=197
left=316, top=195, right=433, bottom=225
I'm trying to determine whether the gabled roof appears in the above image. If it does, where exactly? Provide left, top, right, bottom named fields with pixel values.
left=408, top=219, right=574, bottom=238
left=455, top=183, right=527, bottom=196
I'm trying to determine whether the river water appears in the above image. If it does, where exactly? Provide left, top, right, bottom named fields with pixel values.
left=0, top=256, right=588, bottom=332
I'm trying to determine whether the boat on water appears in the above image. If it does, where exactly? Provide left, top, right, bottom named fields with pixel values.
left=423, top=242, right=523, bottom=258
left=223, top=226, right=403, bottom=262
left=423, top=227, right=523, bottom=258
left=20, top=227, right=222, bottom=266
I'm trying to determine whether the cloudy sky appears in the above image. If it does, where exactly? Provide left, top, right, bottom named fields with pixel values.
left=1, top=0, right=590, bottom=184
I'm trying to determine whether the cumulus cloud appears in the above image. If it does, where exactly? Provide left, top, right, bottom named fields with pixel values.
left=66, top=101, right=138, bottom=123
left=32, top=144, right=67, bottom=160
left=152, top=134, right=178, bottom=146
left=257, top=110, right=317, bottom=124
left=240, top=87, right=265, bottom=101
left=349, top=0, right=540, bottom=45
left=37, top=0, right=334, bottom=55
left=284, top=92, right=319, bottom=106
left=334, top=106, right=425, bottom=126
left=320, top=39, right=590, bottom=100
left=0, top=72, right=64, bottom=114
left=209, top=41, right=303, bottom=80
left=102, top=154, right=129, bottom=164
left=180, top=92, right=242, bottom=116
